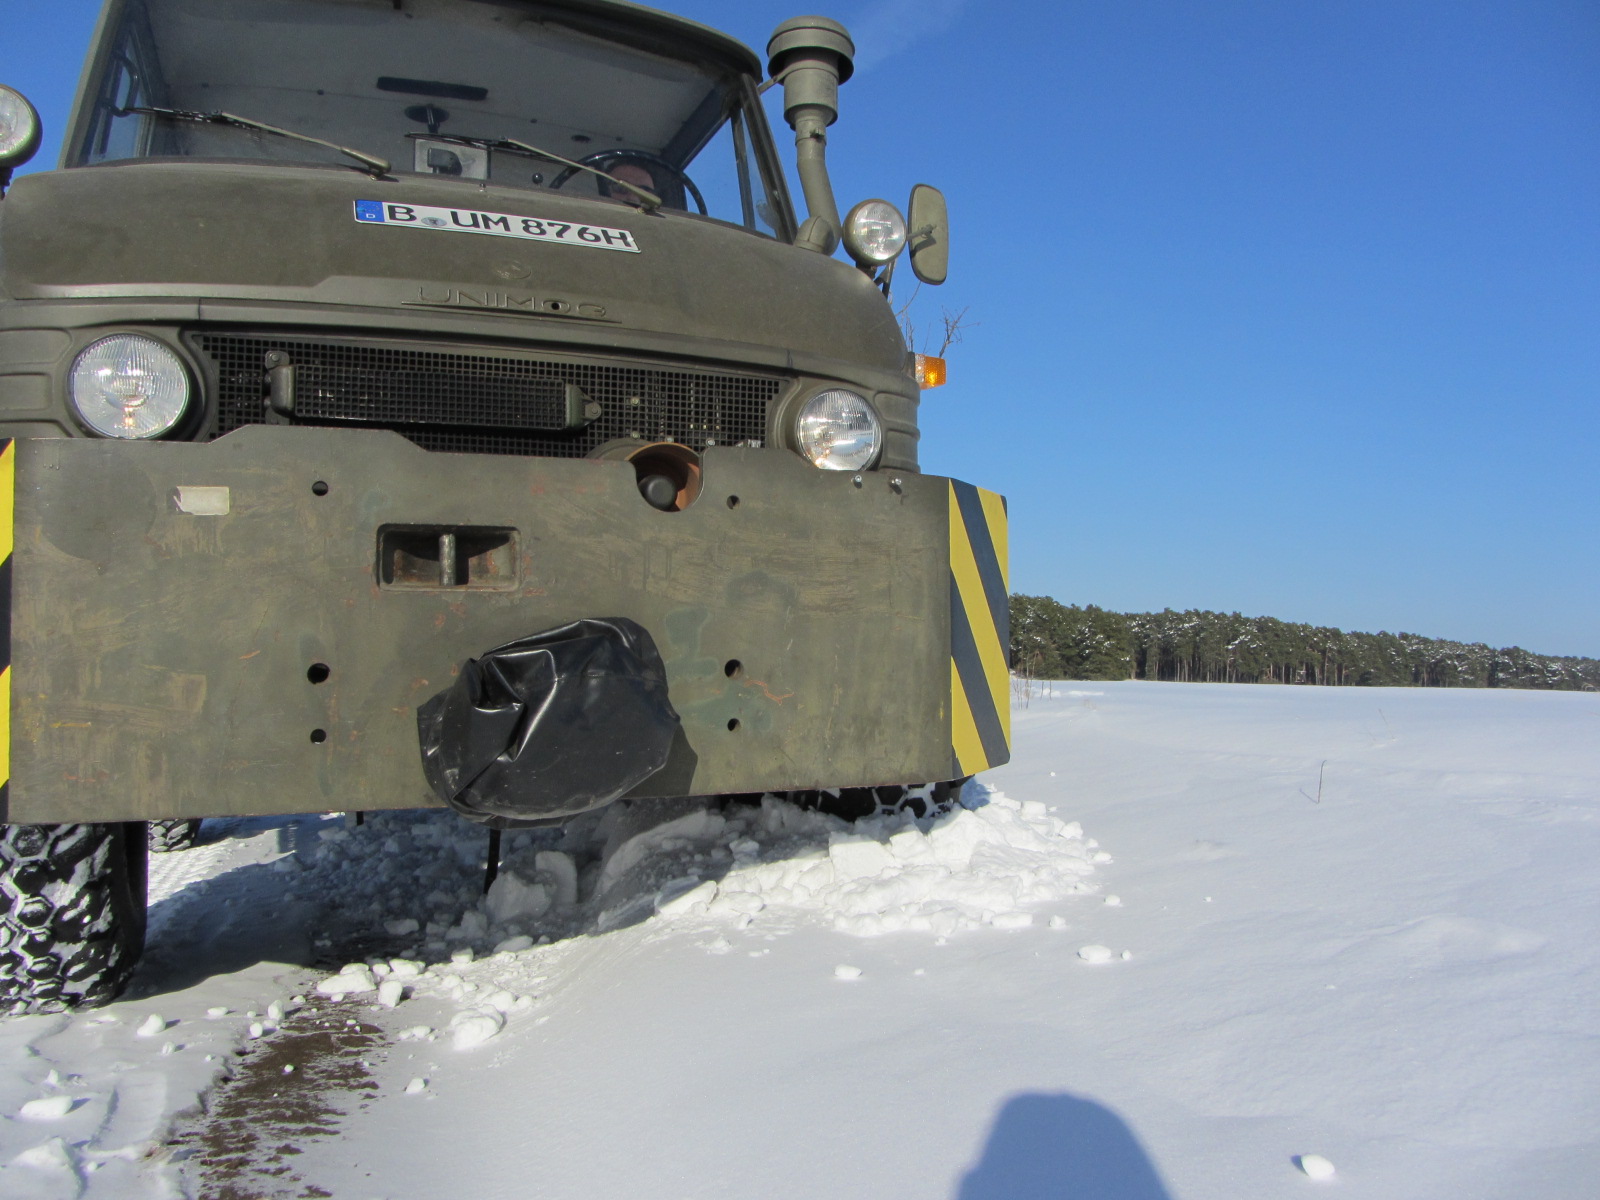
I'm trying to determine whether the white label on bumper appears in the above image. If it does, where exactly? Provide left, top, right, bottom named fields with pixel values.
left=353, top=200, right=640, bottom=253
left=173, top=486, right=230, bottom=516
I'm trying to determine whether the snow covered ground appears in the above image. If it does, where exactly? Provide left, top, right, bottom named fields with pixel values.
left=2, top=680, right=1596, bottom=1199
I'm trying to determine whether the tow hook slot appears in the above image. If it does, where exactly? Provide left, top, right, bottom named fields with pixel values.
left=593, top=441, right=703, bottom=511
left=379, top=525, right=518, bottom=588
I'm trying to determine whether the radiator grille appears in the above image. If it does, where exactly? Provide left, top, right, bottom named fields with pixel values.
left=194, top=334, right=781, bottom=457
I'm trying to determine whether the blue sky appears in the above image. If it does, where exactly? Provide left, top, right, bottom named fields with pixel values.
left=8, top=0, right=1598, bottom=655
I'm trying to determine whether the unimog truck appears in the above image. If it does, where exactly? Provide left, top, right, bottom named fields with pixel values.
left=0, top=0, right=1010, bottom=1014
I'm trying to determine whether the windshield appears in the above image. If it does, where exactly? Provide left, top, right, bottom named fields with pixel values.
left=75, top=0, right=791, bottom=236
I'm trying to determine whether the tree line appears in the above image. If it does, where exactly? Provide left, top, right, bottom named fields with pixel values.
left=1010, top=595, right=1600, bottom=691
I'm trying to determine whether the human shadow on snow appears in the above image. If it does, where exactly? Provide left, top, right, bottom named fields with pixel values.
left=956, top=1092, right=1174, bottom=1200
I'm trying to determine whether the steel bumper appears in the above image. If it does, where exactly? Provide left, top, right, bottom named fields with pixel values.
left=0, top=429, right=1008, bottom=823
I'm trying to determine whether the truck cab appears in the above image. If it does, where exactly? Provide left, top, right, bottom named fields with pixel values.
left=0, top=0, right=1007, bottom=1013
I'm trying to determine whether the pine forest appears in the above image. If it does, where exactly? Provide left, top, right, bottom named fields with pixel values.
left=1010, top=595, right=1600, bottom=691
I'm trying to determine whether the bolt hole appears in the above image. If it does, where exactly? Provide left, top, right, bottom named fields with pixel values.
left=311, top=481, right=329, bottom=496
left=307, top=663, right=331, bottom=684
left=310, top=728, right=328, bottom=744
left=726, top=495, right=740, bottom=509
left=727, top=718, right=740, bottom=732
left=724, top=659, right=742, bottom=678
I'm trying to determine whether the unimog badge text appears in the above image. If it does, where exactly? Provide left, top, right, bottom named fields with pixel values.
left=405, top=286, right=610, bottom=319
left=353, top=200, right=641, bottom=253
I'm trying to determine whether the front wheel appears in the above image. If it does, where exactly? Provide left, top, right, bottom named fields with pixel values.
left=787, top=780, right=966, bottom=821
left=1, top=822, right=148, bottom=1015
left=148, top=819, right=203, bottom=853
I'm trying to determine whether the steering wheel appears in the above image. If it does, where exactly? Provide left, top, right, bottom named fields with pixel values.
left=548, top=148, right=707, bottom=215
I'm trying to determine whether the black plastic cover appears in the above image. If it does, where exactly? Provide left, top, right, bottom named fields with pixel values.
left=417, top=618, right=680, bottom=825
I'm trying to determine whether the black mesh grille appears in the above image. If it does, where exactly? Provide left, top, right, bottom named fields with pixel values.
left=193, top=333, right=781, bottom=457
left=292, top=362, right=573, bottom=431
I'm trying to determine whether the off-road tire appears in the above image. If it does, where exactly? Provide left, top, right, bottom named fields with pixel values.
left=148, top=818, right=203, bottom=853
left=1, top=822, right=149, bottom=1015
left=790, top=780, right=965, bottom=821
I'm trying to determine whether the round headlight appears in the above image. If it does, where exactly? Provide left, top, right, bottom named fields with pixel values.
left=795, top=389, right=882, bottom=471
left=69, top=335, right=192, bottom=439
left=843, top=199, right=908, bottom=265
left=0, top=86, right=42, bottom=168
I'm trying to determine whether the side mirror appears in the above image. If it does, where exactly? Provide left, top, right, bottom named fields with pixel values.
left=0, top=86, right=42, bottom=192
left=906, top=184, right=949, bottom=286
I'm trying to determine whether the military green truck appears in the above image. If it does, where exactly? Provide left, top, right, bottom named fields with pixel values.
left=0, top=0, right=1010, bottom=1015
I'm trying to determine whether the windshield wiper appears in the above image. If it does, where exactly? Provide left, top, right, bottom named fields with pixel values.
left=125, top=106, right=390, bottom=178
left=413, top=133, right=660, bottom=211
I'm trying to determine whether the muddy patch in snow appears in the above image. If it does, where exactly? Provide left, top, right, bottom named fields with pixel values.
left=170, top=997, right=382, bottom=1200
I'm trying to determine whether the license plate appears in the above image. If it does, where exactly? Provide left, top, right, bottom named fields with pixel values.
left=353, top=200, right=640, bottom=253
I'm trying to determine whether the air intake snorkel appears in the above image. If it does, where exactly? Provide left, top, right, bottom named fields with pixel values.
left=767, top=16, right=856, bottom=255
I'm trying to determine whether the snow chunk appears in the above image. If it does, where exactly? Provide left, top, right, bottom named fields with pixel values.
left=708, top=890, right=764, bottom=917
left=926, top=809, right=990, bottom=870
left=535, top=851, right=579, bottom=908
left=887, top=828, right=936, bottom=864
left=135, top=1014, right=168, bottom=1038
left=1077, top=944, right=1115, bottom=964
left=656, top=879, right=717, bottom=916
left=449, top=1007, right=505, bottom=1050
left=485, top=871, right=551, bottom=924
left=1296, top=1154, right=1336, bottom=1181
left=828, top=835, right=895, bottom=881
left=317, top=965, right=376, bottom=996
left=384, top=918, right=420, bottom=936
left=17, top=1096, right=75, bottom=1121
left=601, top=809, right=725, bottom=889
left=834, top=964, right=863, bottom=980
left=10, top=1136, right=76, bottom=1173
left=405, top=1077, right=429, bottom=1095
left=376, top=980, right=405, bottom=1009
left=991, top=912, right=1034, bottom=930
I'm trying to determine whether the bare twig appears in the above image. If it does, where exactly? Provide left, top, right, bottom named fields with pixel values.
left=897, top=287, right=977, bottom=357
left=936, top=306, right=971, bottom=357
left=1298, top=760, right=1326, bottom=804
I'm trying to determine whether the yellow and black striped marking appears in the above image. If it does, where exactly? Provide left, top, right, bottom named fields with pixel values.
left=948, top=480, right=1009, bottom=778
left=0, top=439, right=12, bottom=818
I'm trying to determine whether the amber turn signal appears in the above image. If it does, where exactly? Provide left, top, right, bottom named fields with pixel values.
left=914, top=354, right=947, bottom=388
